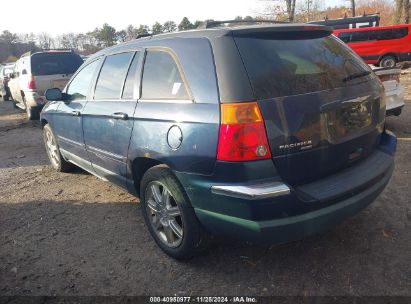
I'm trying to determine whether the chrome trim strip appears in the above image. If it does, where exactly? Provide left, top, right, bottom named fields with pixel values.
left=211, top=182, right=291, bottom=200
left=57, top=135, right=85, bottom=148
left=138, top=99, right=193, bottom=104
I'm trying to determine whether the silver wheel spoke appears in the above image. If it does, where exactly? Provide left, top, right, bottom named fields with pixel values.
left=152, top=215, right=162, bottom=229
left=147, top=198, right=160, bottom=213
left=167, top=206, right=180, bottom=217
left=162, top=188, right=171, bottom=206
left=151, top=184, right=162, bottom=204
left=164, top=225, right=175, bottom=243
left=169, top=219, right=183, bottom=239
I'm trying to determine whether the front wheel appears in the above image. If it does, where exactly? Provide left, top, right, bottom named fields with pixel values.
left=43, top=124, right=73, bottom=172
left=380, top=55, right=397, bottom=68
left=140, top=165, right=209, bottom=259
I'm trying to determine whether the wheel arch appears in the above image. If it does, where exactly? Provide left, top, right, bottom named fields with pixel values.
left=130, top=157, right=164, bottom=196
left=40, top=118, right=48, bottom=128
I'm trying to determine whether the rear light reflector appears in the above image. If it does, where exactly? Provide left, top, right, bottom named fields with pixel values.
left=217, top=102, right=272, bottom=162
left=28, top=76, right=36, bottom=90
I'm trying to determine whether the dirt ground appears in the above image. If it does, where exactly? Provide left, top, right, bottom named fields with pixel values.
left=0, top=73, right=410, bottom=297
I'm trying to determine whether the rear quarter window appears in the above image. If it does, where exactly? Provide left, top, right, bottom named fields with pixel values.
left=141, top=51, right=189, bottom=100
left=31, top=53, right=83, bottom=76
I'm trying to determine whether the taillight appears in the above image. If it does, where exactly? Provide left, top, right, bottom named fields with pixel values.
left=378, top=73, right=400, bottom=83
left=217, top=102, right=271, bottom=162
left=28, top=76, right=36, bottom=90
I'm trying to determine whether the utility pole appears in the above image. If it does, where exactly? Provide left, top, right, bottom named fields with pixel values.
left=307, top=0, right=313, bottom=21
left=350, top=0, right=356, bottom=17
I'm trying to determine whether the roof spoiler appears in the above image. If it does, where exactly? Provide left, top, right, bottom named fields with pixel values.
left=230, top=24, right=333, bottom=37
left=198, top=19, right=291, bottom=29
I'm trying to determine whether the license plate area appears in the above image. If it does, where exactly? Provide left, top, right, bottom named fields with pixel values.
left=324, top=99, right=373, bottom=143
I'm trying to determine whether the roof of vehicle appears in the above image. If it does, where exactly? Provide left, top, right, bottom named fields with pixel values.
left=333, top=24, right=411, bottom=33
left=88, top=23, right=332, bottom=59
left=20, top=50, right=77, bottom=58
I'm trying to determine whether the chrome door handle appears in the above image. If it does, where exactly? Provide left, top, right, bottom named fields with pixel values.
left=111, top=112, right=128, bottom=120
left=71, top=111, right=81, bottom=116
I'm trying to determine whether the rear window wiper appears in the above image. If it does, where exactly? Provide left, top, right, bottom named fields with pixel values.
left=342, top=71, right=371, bottom=82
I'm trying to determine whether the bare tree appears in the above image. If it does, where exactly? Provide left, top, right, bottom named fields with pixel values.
left=260, top=0, right=297, bottom=22
left=395, top=0, right=410, bottom=23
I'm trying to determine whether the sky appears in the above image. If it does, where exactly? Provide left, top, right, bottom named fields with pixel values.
left=1, top=0, right=346, bottom=36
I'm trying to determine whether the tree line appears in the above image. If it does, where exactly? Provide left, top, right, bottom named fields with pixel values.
left=0, top=17, right=212, bottom=62
left=1, top=0, right=410, bottom=63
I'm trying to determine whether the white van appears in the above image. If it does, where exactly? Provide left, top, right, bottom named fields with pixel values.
left=8, top=50, right=83, bottom=119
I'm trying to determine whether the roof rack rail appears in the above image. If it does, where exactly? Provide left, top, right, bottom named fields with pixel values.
left=136, top=33, right=153, bottom=39
left=41, top=48, right=74, bottom=52
left=198, top=19, right=290, bottom=29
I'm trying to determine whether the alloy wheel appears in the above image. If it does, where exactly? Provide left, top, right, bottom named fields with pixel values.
left=145, top=181, right=183, bottom=248
left=45, top=129, right=60, bottom=168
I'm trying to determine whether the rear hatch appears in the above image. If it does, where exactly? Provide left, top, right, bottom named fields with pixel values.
left=233, top=26, right=385, bottom=185
left=30, top=52, right=83, bottom=95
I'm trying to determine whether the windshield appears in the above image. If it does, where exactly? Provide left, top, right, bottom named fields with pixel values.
left=31, top=53, right=84, bottom=76
left=234, top=34, right=372, bottom=100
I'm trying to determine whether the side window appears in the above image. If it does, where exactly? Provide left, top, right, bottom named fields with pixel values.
left=141, top=51, right=189, bottom=100
left=94, top=52, right=134, bottom=100
left=67, top=59, right=100, bottom=101
left=338, top=32, right=351, bottom=43
left=122, top=52, right=140, bottom=99
left=350, top=31, right=369, bottom=42
left=392, top=27, right=408, bottom=39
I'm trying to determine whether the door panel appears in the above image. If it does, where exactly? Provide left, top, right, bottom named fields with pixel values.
left=53, top=58, right=102, bottom=171
left=82, top=100, right=137, bottom=186
left=82, top=51, right=141, bottom=188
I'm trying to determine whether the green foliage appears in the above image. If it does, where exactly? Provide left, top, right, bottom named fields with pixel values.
left=178, top=17, right=194, bottom=31
left=163, top=21, right=177, bottom=32
left=152, top=22, right=163, bottom=35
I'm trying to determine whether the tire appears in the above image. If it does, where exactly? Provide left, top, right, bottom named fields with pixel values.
left=379, top=55, right=397, bottom=68
left=23, top=96, right=40, bottom=120
left=43, top=124, right=73, bottom=172
left=4, top=87, right=11, bottom=101
left=140, top=165, right=209, bottom=259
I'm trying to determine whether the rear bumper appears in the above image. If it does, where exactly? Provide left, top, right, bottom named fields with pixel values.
left=23, top=91, right=47, bottom=108
left=195, top=162, right=392, bottom=244
left=176, top=130, right=396, bottom=244
left=385, top=84, right=405, bottom=115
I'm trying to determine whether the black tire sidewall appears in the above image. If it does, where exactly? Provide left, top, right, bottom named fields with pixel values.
left=380, top=56, right=396, bottom=68
left=140, top=166, right=206, bottom=260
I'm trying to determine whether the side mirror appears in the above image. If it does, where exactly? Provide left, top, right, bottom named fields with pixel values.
left=9, top=73, right=14, bottom=79
left=45, top=88, right=63, bottom=101
left=22, top=69, right=27, bottom=75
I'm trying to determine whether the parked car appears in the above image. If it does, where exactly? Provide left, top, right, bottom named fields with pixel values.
left=373, top=67, right=405, bottom=116
left=0, top=63, right=14, bottom=101
left=8, top=50, right=83, bottom=119
left=41, top=23, right=396, bottom=259
left=333, top=24, right=411, bottom=67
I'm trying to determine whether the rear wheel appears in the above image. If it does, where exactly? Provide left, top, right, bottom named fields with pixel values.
left=380, top=55, right=397, bottom=68
left=140, top=165, right=209, bottom=259
left=43, top=124, right=73, bottom=172
left=4, top=88, right=11, bottom=101
left=24, top=96, right=40, bottom=120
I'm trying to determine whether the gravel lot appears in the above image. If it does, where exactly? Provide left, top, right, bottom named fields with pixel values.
left=0, top=73, right=410, bottom=296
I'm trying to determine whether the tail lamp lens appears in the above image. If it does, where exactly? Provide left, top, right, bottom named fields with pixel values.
left=217, top=102, right=272, bottom=162
left=28, top=76, right=36, bottom=90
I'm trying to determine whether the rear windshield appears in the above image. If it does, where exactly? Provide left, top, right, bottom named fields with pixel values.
left=31, top=53, right=83, bottom=76
left=234, top=34, right=372, bottom=100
